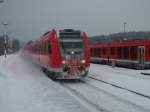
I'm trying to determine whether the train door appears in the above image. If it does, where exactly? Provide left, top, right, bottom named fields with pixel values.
left=138, top=46, right=145, bottom=65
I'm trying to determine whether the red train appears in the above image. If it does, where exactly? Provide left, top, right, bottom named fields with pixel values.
left=24, top=29, right=90, bottom=79
left=90, top=40, right=150, bottom=69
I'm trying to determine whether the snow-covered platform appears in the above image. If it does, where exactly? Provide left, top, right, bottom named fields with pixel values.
left=89, top=64, right=150, bottom=112
left=90, top=64, right=150, bottom=97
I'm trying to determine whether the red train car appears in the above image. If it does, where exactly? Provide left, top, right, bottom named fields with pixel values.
left=90, top=40, right=150, bottom=69
left=24, top=29, right=90, bottom=79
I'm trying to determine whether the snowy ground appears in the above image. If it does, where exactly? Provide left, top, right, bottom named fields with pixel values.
left=0, top=53, right=89, bottom=112
left=59, top=64, right=150, bottom=112
left=88, top=64, right=150, bottom=112
left=90, top=64, right=150, bottom=97
left=1, top=53, right=150, bottom=112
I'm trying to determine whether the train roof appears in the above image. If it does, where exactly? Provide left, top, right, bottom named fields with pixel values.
left=27, top=29, right=83, bottom=45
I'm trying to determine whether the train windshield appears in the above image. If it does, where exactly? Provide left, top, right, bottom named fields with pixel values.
left=59, top=29, right=84, bottom=55
left=59, top=40, right=84, bottom=55
left=60, top=41, right=83, bottom=49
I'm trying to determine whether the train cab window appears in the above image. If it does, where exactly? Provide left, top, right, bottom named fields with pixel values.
left=48, top=41, right=52, bottom=54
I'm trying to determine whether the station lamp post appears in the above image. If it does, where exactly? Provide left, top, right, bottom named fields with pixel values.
left=0, top=0, right=6, bottom=57
left=124, top=22, right=127, bottom=33
left=2, top=22, right=8, bottom=57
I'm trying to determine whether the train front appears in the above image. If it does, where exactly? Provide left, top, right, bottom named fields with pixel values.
left=59, top=29, right=90, bottom=79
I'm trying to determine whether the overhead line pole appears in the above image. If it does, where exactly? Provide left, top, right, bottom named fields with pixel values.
left=2, top=22, right=8, bottom=58
left=124, top=22, right=127, bottom=33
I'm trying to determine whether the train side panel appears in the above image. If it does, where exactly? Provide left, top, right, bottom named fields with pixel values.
left=83, top=32, right=90, bottom=67
left=49, top=31, right=62, bottom=68
left=90, top=40, right=150, bottom=69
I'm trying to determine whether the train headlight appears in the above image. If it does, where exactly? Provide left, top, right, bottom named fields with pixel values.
left=62, top=60, right=67, bottom=64
left=81, top=59, right=86, bottom=64
left=71, top=51, right=75, bottom=54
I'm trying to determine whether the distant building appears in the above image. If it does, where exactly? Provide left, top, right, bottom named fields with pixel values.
left=0, top=36, right=5, bottom=55
left=0, top=35, right=20, bottom=55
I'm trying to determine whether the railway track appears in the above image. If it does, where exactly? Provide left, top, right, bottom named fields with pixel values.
left=88, top=76, right=150, bottom=99
left=80, top=77, right=150, bottom=112
left=59, top=80, right=110, bottom=112
left=57, top=77, right=150, bottom=112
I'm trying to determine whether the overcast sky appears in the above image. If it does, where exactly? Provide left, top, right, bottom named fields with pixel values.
left=0, top=0, right=150, bottom=42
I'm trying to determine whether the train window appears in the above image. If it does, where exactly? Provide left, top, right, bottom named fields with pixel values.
left=145, top=46, right=148, bottom=58
left=48, top=41, right=52, bottom=54
left=95, top=48, right=97, bottom=57
left=96, top=48, right=99, bottom=57
left=46, top=41, right=48, bottom=54
left=91, top=48, right=94, bottom=57
left=103, top=48, right=106, bottom=55
left=37, top=44, right=39, bottom=54
left=45, top=43, right=47, bottom=54
left=92, top=48, right=95, bottom=57
left=91, top=48, right=93, bottom=57
left=40, top=43, right=42, bottom=54
left=111, top=47, right=115, bottom=55
left=130, top=46, right=137, bottom=60
left=35, top=44, right=37, bottom=54
left=94, top=48, right=97, bottom=57
left=124, top=47, right=129, bottom=59
left=94, top=48, right=96, bottom=57
left=38, top=43, right=41, bottom=54
left=43, top=41, right=46, bottom=54
left=43, top=42, right=46, bottom=54
left=99, top=48, right=101, bottom=57
left=149, top=46, right=150, bottom=57
left=90, top=49, right=92, bottom=56
left=42, top=42, right=44, bottom=54
left=117, top=47, right=122, bottom=59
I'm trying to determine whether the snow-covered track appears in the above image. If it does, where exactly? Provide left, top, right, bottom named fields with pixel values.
left=58, top=80, right=111, bottom=112
left=88, top=76, right=150, bottom=99
left=56, top=79, right=150, bottom=112
left=80, top=77, right=150, bottom=112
